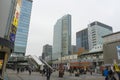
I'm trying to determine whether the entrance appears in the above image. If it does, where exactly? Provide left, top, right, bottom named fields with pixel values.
left=0, top=52, right=5, bottom=79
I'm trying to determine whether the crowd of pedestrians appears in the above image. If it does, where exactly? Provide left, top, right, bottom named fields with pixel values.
left=40, top=66, right=52, bottom=80
left=68, top=67, right=93, bottom=77
left=15, top=64, right=120, bottom=80
left=103, top=65, right=120, bottom=80
left=16, top=65, right=52, bottom=77
left=17, top=66, right=32, bottom=75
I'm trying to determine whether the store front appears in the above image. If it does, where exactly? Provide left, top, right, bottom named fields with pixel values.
left=0, top=38, right=13, bottom=80
left=0, top=52, right=5, bottom=78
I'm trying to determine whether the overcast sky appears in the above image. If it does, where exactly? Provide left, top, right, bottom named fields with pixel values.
left=26, top=0, right=120, bottom=57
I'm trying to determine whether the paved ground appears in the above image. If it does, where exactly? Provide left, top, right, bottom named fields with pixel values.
left=5, top=69, right=105, bottom=80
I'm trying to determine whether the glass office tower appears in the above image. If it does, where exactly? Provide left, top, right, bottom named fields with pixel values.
left=53, top=14, right=71, bottom=60
left=12, top=0, right=33, bottom=56
left=76, top=28, right=89, bottom=51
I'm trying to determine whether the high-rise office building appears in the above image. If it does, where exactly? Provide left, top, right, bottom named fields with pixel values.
left=71, top=45, right=77, bottom=54
left=42, top=44, right=52, bottom=62
left=88, top=21, right=113, bottom=50
left=76, top=28, right=89, bottom=51
left=76, top=21, right=113, bottom=52
left=53, top=14, right=71, bottom=60
left=12, top=0, right=33, bottom=56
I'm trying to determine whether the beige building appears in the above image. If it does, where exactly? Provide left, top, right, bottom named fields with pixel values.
left=103, top=31, right=120, bottom=65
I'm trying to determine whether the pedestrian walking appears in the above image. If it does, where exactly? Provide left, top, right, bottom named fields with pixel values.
left=113, top=64, right=120, bottom=80
left=107, top=69, right=117, bottom=80
left=69, top=68, right=72, bottom=76
left=103, top=67, right=109, bottom=80
left=90, top=68, right=93, bottom=75
left=28, top=66, right=32, bottom=75
left=42, top=68, right=45, bottom=76
left=46, top=68, right=52, bottom=80
left=17, top=67, right=20, bottom=74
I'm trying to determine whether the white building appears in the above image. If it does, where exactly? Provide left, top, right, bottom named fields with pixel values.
left=88, top=21, right=113, bottom=50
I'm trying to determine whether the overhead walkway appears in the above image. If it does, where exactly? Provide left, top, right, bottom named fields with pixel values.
left=7, top=55, right=54, bottom=71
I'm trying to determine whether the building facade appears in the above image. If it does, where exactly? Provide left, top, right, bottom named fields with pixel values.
left=103, top=31, right=120, bottom=64
left=88, top=21, right=113, bottom=50
left=42, top=44, right=52, bottom=62
left=12, top=0, right=33, bottom=56
left=53, top=14, right=71, bottom=60
left=76, top=28, right=89, bottom=51
left=0, top=0, right=16, bottom=38
left=71, top=45, right=77, bottom=54
left=0, top=0, right=18, bottom=79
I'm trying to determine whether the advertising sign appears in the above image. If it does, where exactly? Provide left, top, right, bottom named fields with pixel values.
left=117, top=46, right=120, bottom=60
left=9, top=0, right=21, bottom=42
left=10, top=33, right=15, bottom=42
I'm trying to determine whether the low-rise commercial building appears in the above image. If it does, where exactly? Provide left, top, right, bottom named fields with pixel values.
left=103, top=31, right=120, bottom=65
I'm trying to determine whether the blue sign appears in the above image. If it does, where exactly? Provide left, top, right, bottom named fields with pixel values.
left=10, top=33, right=15, bottom=42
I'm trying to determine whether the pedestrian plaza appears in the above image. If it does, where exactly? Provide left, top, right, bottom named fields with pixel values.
left=5, top=69, right=105, bottom=80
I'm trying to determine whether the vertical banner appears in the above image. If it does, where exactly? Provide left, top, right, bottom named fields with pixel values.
left=117, top=46, right=120, bottom=60
left=9, top=0, right=21, bottom=42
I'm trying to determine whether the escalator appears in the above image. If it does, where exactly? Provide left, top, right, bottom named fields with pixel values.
left=27, top=55, right=42, bottom=70
left=27, top=55, right=54, bottom=71
left=39, top=57, right=54, bottom=71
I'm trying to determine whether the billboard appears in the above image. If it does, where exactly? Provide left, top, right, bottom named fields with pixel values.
left=9, top=0, right=21, bottom=42
left=117, top=46, right=120, bottom=60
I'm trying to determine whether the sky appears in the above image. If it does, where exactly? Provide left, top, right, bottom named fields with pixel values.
left=26, top=0, right=120, bottom=57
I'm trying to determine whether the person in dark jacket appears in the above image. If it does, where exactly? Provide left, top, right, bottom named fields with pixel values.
left=46, top=68, right=52, bottom=80
left=28, top=66, right=32, bottom=75
left=107, top=69, right=116, bottom=80
left=17, top=67, right=20, bottom=74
